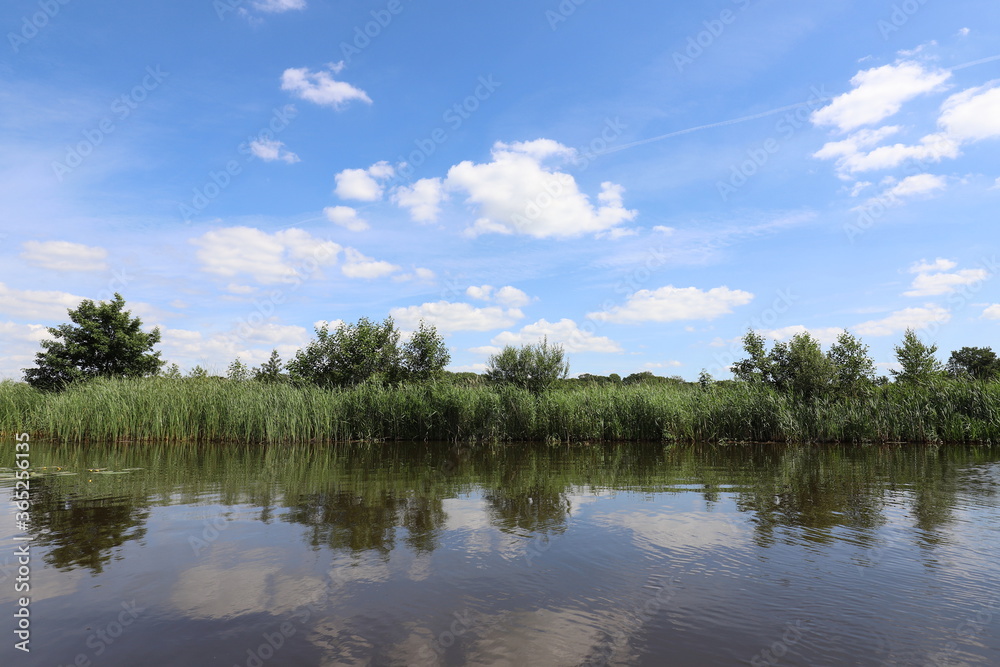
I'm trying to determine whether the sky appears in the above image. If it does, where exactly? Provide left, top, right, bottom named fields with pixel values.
left=1, top=0, right=998, bottom=379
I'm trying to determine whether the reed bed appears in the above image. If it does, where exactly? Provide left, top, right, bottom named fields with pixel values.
left=1, top=376, right=998, bottom=445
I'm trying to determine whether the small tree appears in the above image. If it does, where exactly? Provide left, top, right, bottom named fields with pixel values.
left=891, top=329, right=943, bottom=384
left=401, top=321, right=451, bottom=382
left=253, top=350, right=288, bottom=383
left=827, top=330, right=876, bottom=396
left=946, top=346, right=1000, bottom=381
left=485, top=338, right=569, bottom=394
left=23, top=293, right=163, bottom=391
left=227, top=358, right=251, bottom=382
left=160, top=363, right=182, bottom=379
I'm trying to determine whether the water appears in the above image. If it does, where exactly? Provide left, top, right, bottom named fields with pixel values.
left=2, top=442, right=999, bottom=666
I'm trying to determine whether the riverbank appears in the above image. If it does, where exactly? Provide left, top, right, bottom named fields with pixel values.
left=2, top=377, right=998, bottom=445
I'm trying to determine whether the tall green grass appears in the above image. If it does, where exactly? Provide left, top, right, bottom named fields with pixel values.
left=2, top=376, right=998, bottom=444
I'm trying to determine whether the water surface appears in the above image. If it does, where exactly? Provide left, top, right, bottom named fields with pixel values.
left=2, top=442, right=999, bottom=666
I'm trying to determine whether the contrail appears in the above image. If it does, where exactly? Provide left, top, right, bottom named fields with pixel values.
left=597, top=53, right=1000, bottom=156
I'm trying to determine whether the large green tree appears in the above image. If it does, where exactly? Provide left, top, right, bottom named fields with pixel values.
left=946, top=346, right=1000, bottom=381
left=827, top=330, right=876, bottom=396
left=23, top=294, right=163, bottom=391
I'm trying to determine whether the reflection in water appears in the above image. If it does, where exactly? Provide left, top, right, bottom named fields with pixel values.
left=1, top=442, right=998, bottom=666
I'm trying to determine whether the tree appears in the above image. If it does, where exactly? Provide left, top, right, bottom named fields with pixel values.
left=827, top=330, right=876, bottom=396
left=401, top=321, right=451, bottom=382
left=891, top=328, right=943, bottom=384
left=731, top=330, right=773, bottom=385
left=253, top=350, right=288, bottom=383
left=227, top=359, right=251, bottom=382
left=946, top=346, right=1000, bottom=381
left=485, top=338, right=569, bottom=394
left=769, top=332, right=833, bottom=399
left=286, top=317, right=449, bottom=387
left=23, top=294, right=163, bottom=391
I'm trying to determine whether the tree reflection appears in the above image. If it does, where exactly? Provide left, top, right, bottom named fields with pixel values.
left=26, top=478, right=149, bottom=575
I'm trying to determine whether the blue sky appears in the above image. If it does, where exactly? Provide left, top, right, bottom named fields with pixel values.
left=1, top=0, right=998, bottom=379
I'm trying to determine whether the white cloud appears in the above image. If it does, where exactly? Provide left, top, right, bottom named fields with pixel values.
left=958, top=27, right=970, bottom=37
left=390, top=301, right=523, bottom=332
left=983, top=304, right=1000, bottom=320
left=939, top=82, right=1000, bottom=142
left=192, top=227, right=341, bottom=285
left=160, top=322, right=310, bottom=370
left=494, top=286, right=531, bottom=308
left=391, top=177, right=445, bottom=222
left=442, top=140, right=636, bottom=238
left=340, top=248, right=399, bottom=279
left=853, top=173, right=948, bottom=212
left=324, top=205, right=368, bottom=232
left=0, top=283, right=86, bottom=321
left=644, top=361, right=683, bottom=369
left=249, top=138, right=299, bottom=163
left=281, top=64, right=371, bottom=110
left=763, top=325, right=843, bottom=345
left=821, top=132, right=959, bottom=174
left=464, top=285, right=532, bottom=308
left=466, top=285, right=493, bottom=301
left=393, top=267, right=435, bottom=283
left=811, top=61, right=951, bottom=133
left=20, top=240, right=108, bottom=272
left=589, top=286, right=753, bottom=324
left=478, top=318, right=622, bottom=354
left=334, top=161, right=394, bottom=201
left=252, top=0, right=306, bottom=11
left=854, top=305, right=951, bottom=336
left=904, top=258, right=988, bottom=297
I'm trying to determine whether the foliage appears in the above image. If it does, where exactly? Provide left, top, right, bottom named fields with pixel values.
left=827, top=330, right=876, bottom=397
left=23, top=294, right=163, bottom=392
left=227, top=359, right=251, bottom=382
left=768, top=332, right=834, bottom=399
left=485, top=338, right=569, bottom=394
left=253, top=350, right=288, bottom=383
left=891, top=328, right=944, bottom=385
left=400, top=321, right=451, bottom=382
left=287, top=317, right=448, bottom=388
left=946, top=346, right=1000, bottom=381
left=731, top=330, right=773, bottom=385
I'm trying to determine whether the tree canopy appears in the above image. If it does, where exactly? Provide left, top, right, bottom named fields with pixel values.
left=23, top=294, right=163, bottom=391
left=485, top=338, right=569, bottom=394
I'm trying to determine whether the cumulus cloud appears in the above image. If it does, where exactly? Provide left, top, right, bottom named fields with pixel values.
left=476, top=318, right=622, bottom=354
left=811, top=61, right=951, bottom=133
left=0, top=283, right=87, bottom=321
left=854, top=305, right=950, bottom=336
left=465, top=285, right=532, bottom=308
left=281, top=63, right=371, bottom=110
left=340, top=248, right=399, bottom=279
left=938, top=82, right=1000, bottom=142
left=324, top=205, right=368, bottom=232
left=983, top=304, right=1000, bottom=320
left=442, top=140, right=636, bottom=238
left=192, top=227, right=341, bottom=285
left=20, top=241, right=108, bottom=272
left=334, top=161, right=394, bottom=201
left=852, top=173, right=948, bottom=211
left=249, top=138, right=299, bottom=163
left=392, top=177, right=445, bottom=222
left=904, top=258, right=987, bottom=297
left=390, top=301, right=523, bottom=332
left=160, top=322, right=311, bottom=370
left=589, top=286, right=753, bottom=324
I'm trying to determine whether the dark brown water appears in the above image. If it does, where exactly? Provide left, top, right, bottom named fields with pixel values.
left=2, top=442, right=999, bottom=666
